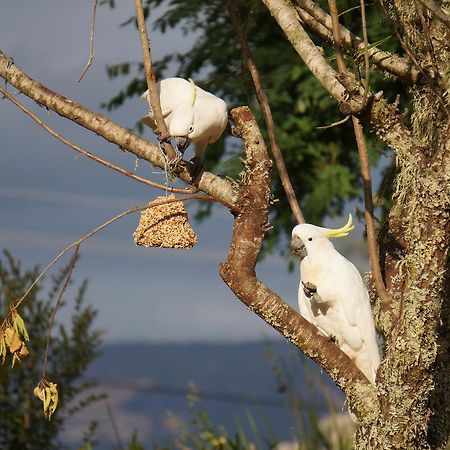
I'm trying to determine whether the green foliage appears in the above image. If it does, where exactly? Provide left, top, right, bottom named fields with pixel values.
left=0, top=250, right=103, bottom=450
left=103, top=0, right=407, bottom=253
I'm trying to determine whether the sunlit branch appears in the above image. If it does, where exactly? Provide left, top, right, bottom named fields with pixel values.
left=0, top=50, right=237, bottom=208
left=0, top=87, right=198, bottom=194
left=133, top=0, right=178, bottom=162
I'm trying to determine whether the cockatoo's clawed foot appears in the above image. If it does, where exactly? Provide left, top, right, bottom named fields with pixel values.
left=168, top=154, right=183, bottom=172
left=329, top=334, right=338, bottom=344
left=189, top=156, right=204, bottom=180
left=302, top=281, right=317, bottom=299
left=227, top=115, right=241, bottom=138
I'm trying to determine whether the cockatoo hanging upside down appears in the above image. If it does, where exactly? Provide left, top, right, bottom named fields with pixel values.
left=290, top=215, right=380, bottom=385
left=141, top=77, right=228, bottom=174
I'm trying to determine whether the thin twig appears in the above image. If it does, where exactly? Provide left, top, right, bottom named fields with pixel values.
left=327, top=0, right=346, bottom=73
left=0, top=87, right=197, bottom=194
left=133, top=0, right=177, bottom=162
left=316, top=114, right=350, bottom=129
left=359, top=0, right=370, bottom=109
left=225, top=0, right=304, bottom=224
left=42, top=244, right=80, bottom=379
left=328, top=0, right=389, bottom=307
left=76, top=0, right=99, bottom=82
left=2, top=195, right=216, bottom=328
left=106, top=402, right=125, bottom=450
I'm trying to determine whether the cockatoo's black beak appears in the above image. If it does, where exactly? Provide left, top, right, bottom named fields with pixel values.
left=290, top=235, right=307, bottom=260
left=175, top=136, right=191, bottom=153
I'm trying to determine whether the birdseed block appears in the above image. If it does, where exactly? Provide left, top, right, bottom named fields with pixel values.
left=133, top=195, right=197, bottom=248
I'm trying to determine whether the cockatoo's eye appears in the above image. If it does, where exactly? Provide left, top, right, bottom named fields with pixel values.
left=308, top=237, right=313, bottom=241
left=188, top=125, right=194, bottom=133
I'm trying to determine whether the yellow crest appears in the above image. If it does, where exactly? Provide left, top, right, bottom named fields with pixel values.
left=188, top=78, right=197, bottom=106
left=324, top=214, right=355, bottom=238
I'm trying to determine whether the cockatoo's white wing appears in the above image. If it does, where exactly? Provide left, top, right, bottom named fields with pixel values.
left=140, top=78, right=227, bottom=162
left=190, top=92, right=228, bottom=158
left=326, top=257, right=380, bottom=383
left=292, top=219, right=380, bottom=386
left=141, top=78, right=195, bottom=130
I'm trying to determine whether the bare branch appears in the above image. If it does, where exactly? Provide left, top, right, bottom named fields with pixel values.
left=225, top=0, right=304, bottom=224
left=0, top=87, right=197, bottom=194
left=133, top=0, right=178, bottom=162
left=328, top=0, right=389, bottom=307
left=3, top=195, right=216, bottom=329
left=0, top=50, right=237, bottom=209
left=294, top=0, right=423, bottom=83
left=220, top=106, right=378, bottom=418
left=352, top=117, right=390, bottom=308
left=260, top=1, right=423, bottom=162
left=261, top=0, right=346, bottom=102
left=359, top=0, right=370, bottom=109
left=42, top=244, right=80, bottom=379
left=316, top=114, right=350, bottom=129
left=76, top=0, right=99, bottom=82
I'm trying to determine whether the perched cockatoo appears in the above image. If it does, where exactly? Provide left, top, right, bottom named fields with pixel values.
left=290, top=215, right=380, bottom=384
left=141, top=77, right=228, bottom=170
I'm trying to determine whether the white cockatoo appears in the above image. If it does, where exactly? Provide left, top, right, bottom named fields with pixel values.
left=141, top=77, right=228, bottom=169
left=290, top=215, right=380, bottom=384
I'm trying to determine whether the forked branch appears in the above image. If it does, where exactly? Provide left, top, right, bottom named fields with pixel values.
left=294, top=0, right=423, bottom=83
left=220, top=106, right=377, bottom=418
left=0, top=50, right=237, bottom=209
left=0, top=87, right=196, bottom=194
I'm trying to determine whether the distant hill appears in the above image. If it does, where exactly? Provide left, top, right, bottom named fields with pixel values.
left=63, top=340, right=344, bottom=449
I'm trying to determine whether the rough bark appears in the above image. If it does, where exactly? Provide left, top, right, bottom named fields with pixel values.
left=2, top=0, right=450, bottom=446
left=262, top=0, right=450, bottom=448
left=219, top=107, right=377, bottom=418
left=0, top=50, right=377, bottom=419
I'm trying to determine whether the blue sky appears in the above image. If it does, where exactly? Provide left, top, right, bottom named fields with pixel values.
left=0, top=0, right=369, bottom=344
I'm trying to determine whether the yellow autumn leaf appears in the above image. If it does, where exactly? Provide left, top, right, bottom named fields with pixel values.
left=34, top=380, right=59, bottom=419
left=12, top=311, right=29, bottom=341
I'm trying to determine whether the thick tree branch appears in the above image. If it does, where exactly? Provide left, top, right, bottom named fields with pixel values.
left=219, top=106, right=377, bottom=419
left=294, top=0, right=423, bottom=83
left=260, top=0, right=346, bottom=102
left=0, top=87, right=196, bottom=194
left=260, top=0, right=425, bottom=164
left=225, top=0, right=304, bottom=224
left=0, top=50, right=237, bottom=209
